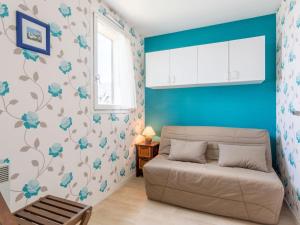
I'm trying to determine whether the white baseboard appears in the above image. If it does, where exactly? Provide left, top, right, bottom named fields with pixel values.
left=284, top=198, right=300, bottom=225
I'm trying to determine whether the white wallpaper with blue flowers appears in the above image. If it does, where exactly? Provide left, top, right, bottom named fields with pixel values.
left=276, top=0, right=300, bottom=220
left=0, top=0, right=144, bottom=210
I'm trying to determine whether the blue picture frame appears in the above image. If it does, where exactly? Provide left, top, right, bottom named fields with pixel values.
left=16, top=11, right=50, bottom=55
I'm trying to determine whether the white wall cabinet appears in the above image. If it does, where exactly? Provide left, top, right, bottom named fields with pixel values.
left=146, top=36, right=265, bottom=89
left=170, top=46, right=198, bottom=86
left=198, top=41, right=229, bottom=85
left=145, top=50, right=170, bottom=87
left=229, top=36, right=265, bottom=83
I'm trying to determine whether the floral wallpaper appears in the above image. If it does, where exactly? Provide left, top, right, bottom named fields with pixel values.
left=0, top=0, right=144, bottom=210
left=276, top=0, right=300, bottom=220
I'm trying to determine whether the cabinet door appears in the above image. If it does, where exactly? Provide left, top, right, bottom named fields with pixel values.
left=229, top=36, right=265, bottom=83
left=146, top=50, right=170, bottom=87
left=198, top=42, right=229, bottom=84
left=170, top=46, right=198, bottom=86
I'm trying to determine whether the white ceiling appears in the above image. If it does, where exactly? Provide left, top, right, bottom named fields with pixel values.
left=103, top=0, right=281, bottom=37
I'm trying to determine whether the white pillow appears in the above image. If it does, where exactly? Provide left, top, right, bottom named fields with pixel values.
left=168, top=139, right=207, bottom=163
left=218, top=144, right=268, bottom=172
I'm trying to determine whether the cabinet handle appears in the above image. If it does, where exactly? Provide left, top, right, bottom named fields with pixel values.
left=229, top=71, right=239, bottom=81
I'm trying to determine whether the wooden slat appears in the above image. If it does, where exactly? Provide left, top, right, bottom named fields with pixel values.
left=15, top=210, right=60, bottom=225
left=24, top=206, right=68, bottom=224
left=33, top=202, right=74, bottom=218
left=15, top=217, right=34, bottom=225
left=39, top=199, right=81, bottom=213
left=45, top=196, right=86, bottom=209
left=12, top=195, right=91, bottom=225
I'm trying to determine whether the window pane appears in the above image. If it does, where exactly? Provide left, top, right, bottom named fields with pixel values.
left=97, top=33, right=113, bottom=105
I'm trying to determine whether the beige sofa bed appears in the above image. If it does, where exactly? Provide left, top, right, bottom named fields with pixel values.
left=143, top=126, right=284, bottom=225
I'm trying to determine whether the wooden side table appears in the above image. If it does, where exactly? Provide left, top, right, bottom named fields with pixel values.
left=136, top=142, right=159, bottom=177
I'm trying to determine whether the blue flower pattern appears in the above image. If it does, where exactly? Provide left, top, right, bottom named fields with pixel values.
left=124, top=150, right=129, bottom=159
left=130, top=161, right=136, bottom=170
left=77, top=35, right=88, bottom=49
left=99, top=137, right=107, bottom=149
left=49, top=143, right=63, bottom=157
left=289, top=153, right=296, bottom=168
left=109, top=113, right=119, bottom=121
left=59, top=117, right=72, bottom=131
left=60, top=173, right=73, bottom=188
left=50, top=23, right=62, bottom=37
left=110, top=151, right=119, bottom=162
left=59, top=3, right=71, bottom=17
left=0, top=4, right=8, bottom=18
left=48, top=83, right=62, bottom=97
left=99, top=180, right=107, bottom=192
left=296, top=74, right=300, bottom=85
left=129, top=28, right=136, bottom=38
left=289, top=0, right=296, bottom=11
left=0, top=81, right=9, bottom=96
left=119, top=131, right=125, bottom=140
left=93, top=113, right=101, bottom=124
left=59, top=61, right=72, bottom=74
left=98, top=7, right=107, bottom=16
left=124, top=115, right=129, bottom=123
left=277, top=0, right=300, bottom=214
left=289, top=51, right=296, bottom=62
left=0, top=158, right=9, bottom=164
left=93, top=158, right=101, bottom=170
left=120, top=168, right=125, bottom=176
left=78, top=137, right=88, bottom=150
left=22, top=112, right=40, bottom=129
left=79, top=187, right=89, bottom=201
left=23, top=50, right=39, bottom=61
left=78, top=86, right=88, bottom=99
left=22, top=180, right=41, bottom=199
left=0, top=2, right=144, bottom=209
left=297, top=17, right=300, bottom=28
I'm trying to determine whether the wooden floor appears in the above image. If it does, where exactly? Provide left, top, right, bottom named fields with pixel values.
left=90, top=177, right=298, bottom=225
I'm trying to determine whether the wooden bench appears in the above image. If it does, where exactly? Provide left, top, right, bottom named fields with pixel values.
left=0, top=193, right=92, bottom=225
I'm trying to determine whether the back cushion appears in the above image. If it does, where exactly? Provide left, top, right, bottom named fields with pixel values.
left=159, top=126, right=273, bottom=172
left=169, top=139, right=207, bottom=163
left=218, top=144, right=268, bottom=172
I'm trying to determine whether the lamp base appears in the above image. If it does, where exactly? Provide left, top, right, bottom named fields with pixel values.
left=145, top=136, right=152, bottom=144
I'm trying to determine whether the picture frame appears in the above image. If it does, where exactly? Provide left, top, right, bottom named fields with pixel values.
left=16, top=11, right=50, bottom=55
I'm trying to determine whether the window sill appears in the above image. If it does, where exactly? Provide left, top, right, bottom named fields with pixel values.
left=94, top=105, right=136, bottom=113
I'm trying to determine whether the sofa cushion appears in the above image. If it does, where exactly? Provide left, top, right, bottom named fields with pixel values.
left=169, top=139, right=207, bottom=163
left=144, top=154, right=284, bottom=224
left=218, top=144, right=268, bottom=172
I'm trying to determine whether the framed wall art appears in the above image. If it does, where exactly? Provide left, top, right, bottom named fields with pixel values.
left=16, top=11, right=50, bottom=55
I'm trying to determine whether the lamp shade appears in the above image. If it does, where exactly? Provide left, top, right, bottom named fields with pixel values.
left=142, top=126, right=156, bottom=137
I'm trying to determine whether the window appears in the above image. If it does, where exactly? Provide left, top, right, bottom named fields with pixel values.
left=97, top=33, right=113, bottom=105
left=93, top=14, right=136, bottom=110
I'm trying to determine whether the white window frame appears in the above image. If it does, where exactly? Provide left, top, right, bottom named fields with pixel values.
left=93, top=13, right=134, bottom=111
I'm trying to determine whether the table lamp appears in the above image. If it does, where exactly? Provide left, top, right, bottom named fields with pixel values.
left=142, top=126, right=156, bottom=144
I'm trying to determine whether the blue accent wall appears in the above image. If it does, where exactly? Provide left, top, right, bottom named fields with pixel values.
left=145, top=14, right=277, bottom=161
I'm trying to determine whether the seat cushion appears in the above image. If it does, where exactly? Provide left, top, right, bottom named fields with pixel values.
left=143, top=154, right=284, bottom=224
